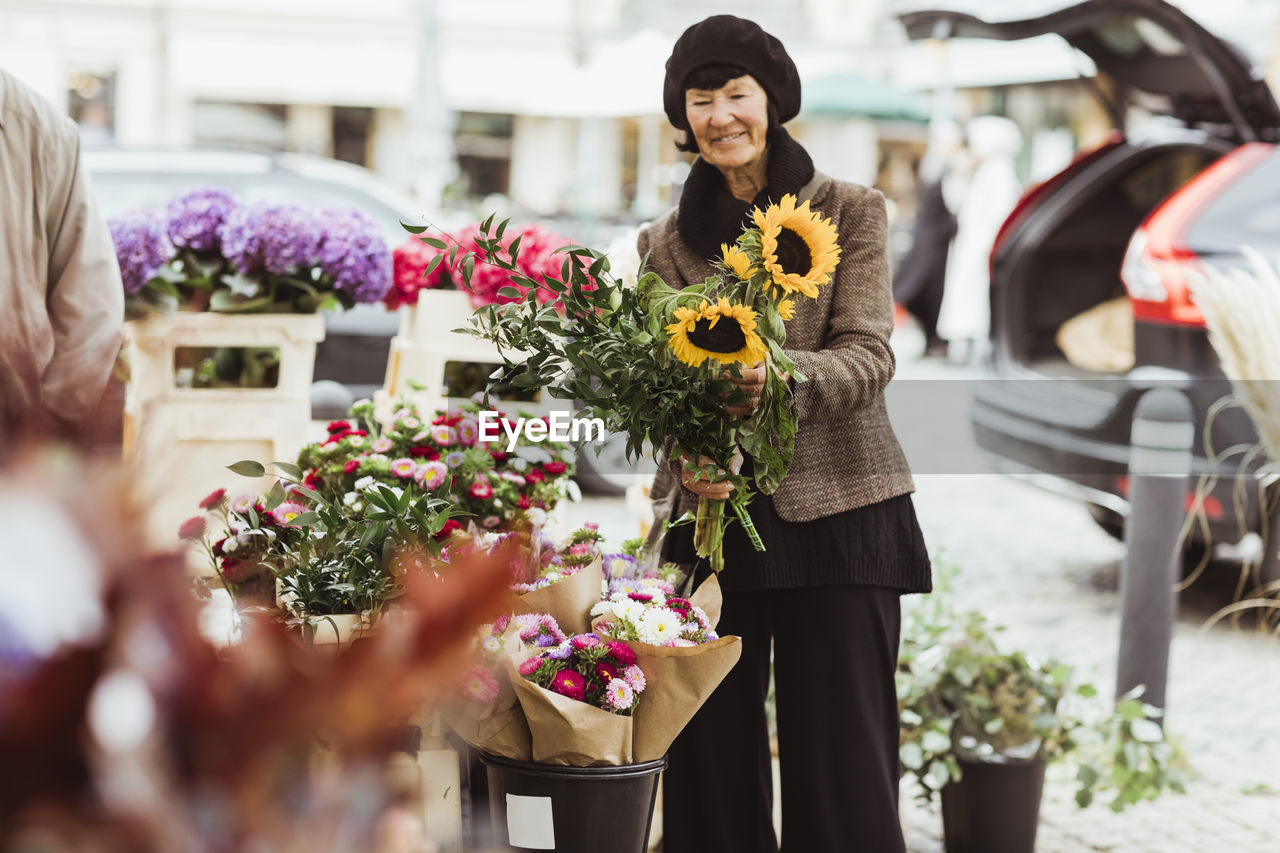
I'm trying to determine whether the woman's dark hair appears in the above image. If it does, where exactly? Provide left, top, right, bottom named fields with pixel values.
left=673, top=63, right=781, bottom=153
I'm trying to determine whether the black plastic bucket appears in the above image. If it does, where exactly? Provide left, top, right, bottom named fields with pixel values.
left=479, top=753, right=666, bottom=853
left=940, top=755, right=1046, bottom=853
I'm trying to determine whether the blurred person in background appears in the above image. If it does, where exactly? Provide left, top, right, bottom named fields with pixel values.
left=936, top=115, right=1023, bottom=363
left=0, top=67, right=123, bottom=445
left=893, top=117, right=966, bottom=357
left=640, top=15, right=931, bottom=852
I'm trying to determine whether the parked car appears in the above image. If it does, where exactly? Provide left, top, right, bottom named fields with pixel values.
left=897, top=0, right=1280, bottom=547
left=87, top=147, right=635, bottom=493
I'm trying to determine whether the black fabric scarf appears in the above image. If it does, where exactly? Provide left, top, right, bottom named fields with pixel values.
left=675, top=128, right=815, bottom=261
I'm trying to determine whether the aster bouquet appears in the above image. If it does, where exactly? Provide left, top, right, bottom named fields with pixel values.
left=589, top=585, right=718, bottom=647
left=195, top=455, right=464, bottom=630
left=501, top=527, right=605, bottom=636
left=294, top=398, right=574, bottom=533
left=600, top=541, right=685, bottom=599
left=182, top=486, right=305, bottom=609
left=448, top=195, right=840, bottom=575
left=511, top=634, right=646, bottom=764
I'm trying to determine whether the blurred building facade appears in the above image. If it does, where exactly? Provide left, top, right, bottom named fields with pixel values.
left=5, top=0, right=936, bottom=221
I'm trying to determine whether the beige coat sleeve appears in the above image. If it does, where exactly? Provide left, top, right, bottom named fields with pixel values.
left=785, top=188, right=896, bottom=420
left=42, top=143, right=125, bottom=425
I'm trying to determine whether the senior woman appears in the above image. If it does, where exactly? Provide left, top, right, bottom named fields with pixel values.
left=638, top=15, right=932, bottom=852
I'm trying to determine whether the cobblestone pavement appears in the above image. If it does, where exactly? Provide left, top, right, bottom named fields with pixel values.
left=570, top=337, right=1280, bottom=852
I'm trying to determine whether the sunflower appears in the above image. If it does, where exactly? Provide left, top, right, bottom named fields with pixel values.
left=777, top=298, right=795, bottom=321
left=753, top=193, right=841, bottom=298
left=666, top=297, right=768, bottom=368
left=720, top=243, right=754, bottom=280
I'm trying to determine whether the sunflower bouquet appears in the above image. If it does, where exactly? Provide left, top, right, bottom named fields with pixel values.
left=435, top=195, right=839, bottom=574
left=657, top=193, right=840, bottom=568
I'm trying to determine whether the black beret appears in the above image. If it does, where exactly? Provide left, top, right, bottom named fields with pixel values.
left=663, top=15, right=801, bottom=130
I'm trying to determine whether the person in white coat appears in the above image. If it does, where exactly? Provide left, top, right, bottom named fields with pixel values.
left=937, top=115, right=1023, bottom=362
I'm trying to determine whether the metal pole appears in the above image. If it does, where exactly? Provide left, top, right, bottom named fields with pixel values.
left=1116, top=389, right=1194, bottom=718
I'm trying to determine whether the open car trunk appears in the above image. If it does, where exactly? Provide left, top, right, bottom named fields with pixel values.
left=992, top=140, right=1228, bottom=375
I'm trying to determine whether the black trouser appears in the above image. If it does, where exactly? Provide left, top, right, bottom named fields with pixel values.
left=662, top=585, right=906, bottom=853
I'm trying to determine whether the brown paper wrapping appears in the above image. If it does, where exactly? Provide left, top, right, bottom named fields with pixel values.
left=629, top=635, right=743, bottom=762
left=511, top=674, right=634, bottom=766
left=505, top=555, right=602, bottom=636
left=687, top=574, right=723, bottom=631
left=448, top=705, right=533, bottom=762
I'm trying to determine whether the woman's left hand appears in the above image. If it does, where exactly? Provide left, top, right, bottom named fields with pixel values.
left=723, top=361, right=766, bottom=416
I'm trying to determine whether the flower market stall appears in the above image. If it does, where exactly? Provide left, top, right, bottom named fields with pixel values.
left=109, top=188, right=393, bottom=558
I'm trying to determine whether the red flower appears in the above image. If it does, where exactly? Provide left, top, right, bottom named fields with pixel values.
left=526, top=470, right=545, bottom=484
left=327, top=420, right=351, bottom=434
left=605, top=641, right=637, bottom=666
left=628, top=592, right=654, bottom=603
left=666, top=597, right=692, bottom=613
left=177, top=516, right=206, bottom=541
left=550, top=669, right=586, bottom=702
left=409, top=446, right=441, bottom=460
left=490, top=451, right=508, bottom=463
left=595, top=662, right=620, bottom=683
left=343, top=459, right=360, bottom=474
left=518, top=494, right=531, bottom=509
left=303, top=470, right=320, bottom=488
left=543, top=461, right=567, bottom=476
left=212, top=537, right=227, bottom=556
left=433, top=519, right=463, bottom=542
left=221, top=558, right=256, bottom=584
left=469, top=481, right=493, bottom=499
left=198, top=488, right=227, bottom=510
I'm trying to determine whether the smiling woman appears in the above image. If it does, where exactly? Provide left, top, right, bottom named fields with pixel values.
left=641, top=13, right=931, bottom=853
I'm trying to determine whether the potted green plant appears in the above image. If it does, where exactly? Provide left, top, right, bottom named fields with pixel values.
left=897, top=569, right=1186, bottom=853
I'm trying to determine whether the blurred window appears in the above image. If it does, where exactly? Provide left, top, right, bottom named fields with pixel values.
left=455, top=111, right=513, bottom=198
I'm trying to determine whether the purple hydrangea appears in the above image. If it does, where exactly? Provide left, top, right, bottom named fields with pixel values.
left=316, top=208, right=393, bottom=303
left=219, top=201, right=323, bottom=276
left=108, top=211, right=173, bottom=294
left=164, top=186, right=239, bottom=252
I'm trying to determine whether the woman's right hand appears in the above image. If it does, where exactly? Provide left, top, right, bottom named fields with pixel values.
left=679, top=451, right=741, bottom=500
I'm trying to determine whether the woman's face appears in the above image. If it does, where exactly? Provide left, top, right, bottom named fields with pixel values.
left=684, top=74, right=769, bottom=174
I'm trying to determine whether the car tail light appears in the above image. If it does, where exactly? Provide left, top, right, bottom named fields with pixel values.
left=1122, top=142, right=1274, bottom=328
left=989, top=131, right=1124, bottom=277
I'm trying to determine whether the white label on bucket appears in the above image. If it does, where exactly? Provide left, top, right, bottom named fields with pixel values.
left=506, top=794, right=556, bottom=849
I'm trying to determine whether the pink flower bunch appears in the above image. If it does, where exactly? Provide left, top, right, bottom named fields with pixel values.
left=520, top=634, right=644, bottom=714
left=513, top=613, right=567, bottom=648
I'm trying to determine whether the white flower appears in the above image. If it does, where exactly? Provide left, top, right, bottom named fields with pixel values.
left=544, top=572, right=562, bottom=583
left=691, top=606, right=710, bottom=629
left=366, top=453, right=389, bottom=464
left=343, top=491, right=360, bottom=506
left=400, top=416, right=421, bottom=429
left=347, top=435, right=366, bottom=448
left=611, top=598, right=645, bottom=624
left=590, top=600, right=612, bottom=618
left=566, top=479, right=582, bottom=502
left=525, top=507, right=547, bottom=528
left=222, top=538, right=239, bottom=554
left=493, top=499, right=503, bottom=509
left=354, top=476, right=376, bottom=491
left=508, top=458, right=529, bottom=472
left=481, top=636, right=502, bottom=655
left=236, top=531, right=253, bottom=545
left=637, top=607, right=682, bottom=645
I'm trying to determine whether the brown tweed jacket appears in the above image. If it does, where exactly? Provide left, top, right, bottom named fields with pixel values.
left=638, top=172, right=916, bottom=523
